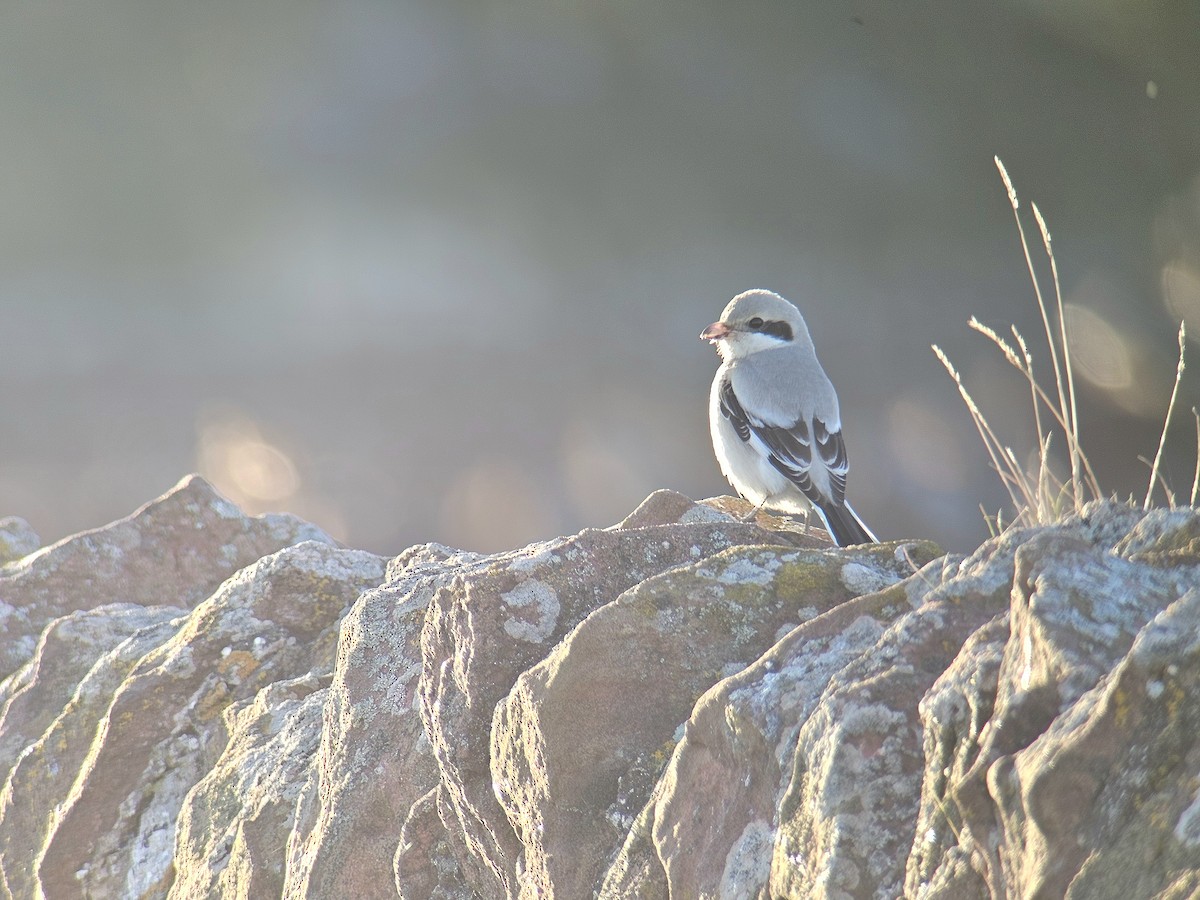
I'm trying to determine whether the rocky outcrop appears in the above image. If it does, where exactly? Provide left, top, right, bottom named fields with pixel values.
left=0, top=474, right=331, bottom=679
left=2, top=477, right=1200, bottom=898
left=0, top=477, right=380, bottom=900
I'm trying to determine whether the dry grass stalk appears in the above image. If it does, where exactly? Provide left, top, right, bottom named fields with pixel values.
left=964, top=319, right=1102, bottom=499
left=1192, top=407, right=1200, bottom=507
left=996, top=157, right=1094, bottom=506
left=1032, top=201, right=1083, bottom=506
left=1144, top=321, right=1187, bottom=510
left=944, top=159, right=1193, bottom=527
left=932, top=345, right=1040, bottom=522
left=936, top=159, right=1103, bottom=528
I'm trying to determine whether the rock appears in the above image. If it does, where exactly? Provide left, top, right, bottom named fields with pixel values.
left=500, top=541, right=935, bottom=899
left=4, top=482, right=1200, bottom=899
left=1031, top=587, right=1200, bottom=898
left=0, top=606, right=186, bottom=899
left=171, top=672, right=332, bottom=899
left=908, top=503, right=1200, bottom=898
left=0, top=603, right=183, bottom=774
left=281, top=545, right=453, bottom=898
left=35, top=541, right=385, bottom=899
left=409, top=490, right=796, bottom=898
left=0, top=474, right=332, bottom=681
left=906, top=613, right=1008, bottom=899
left=599, top=801, right=666, bottom=900
left=610, top=550, right=947, bottom=899
left=0, top=517, right=38, bottom=564
left=394, top=788, right=474, bottom=900
left=769, top=549, right=1001, bottom=899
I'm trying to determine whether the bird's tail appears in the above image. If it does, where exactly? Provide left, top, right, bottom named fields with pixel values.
left=817, top=501, right=877, bottom=547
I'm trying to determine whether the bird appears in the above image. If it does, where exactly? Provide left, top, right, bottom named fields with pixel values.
left=700, top=289, right=877, bottom=546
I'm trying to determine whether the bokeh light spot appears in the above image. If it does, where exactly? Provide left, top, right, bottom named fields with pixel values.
left=1064, top=303, right=1134, bottom=392
left=197, top=410, right=300, bottom=506
left=1163, top=261, right=1200, bottom=338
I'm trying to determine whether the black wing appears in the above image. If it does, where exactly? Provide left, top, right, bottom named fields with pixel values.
left=719, top=376, right=848, bottom=507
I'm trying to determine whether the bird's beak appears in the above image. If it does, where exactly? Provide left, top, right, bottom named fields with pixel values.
left=701, top=321, right=731, bottom=342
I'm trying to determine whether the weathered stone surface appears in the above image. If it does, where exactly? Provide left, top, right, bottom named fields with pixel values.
left=626, top=550, right=944, bottom=899
left=0, top=474, right=332, bottom=680
left=5, top=483, right=1200, bottom=900
left=410, top=490, right=798, bottom=898
left=908, top=503, right=1200, bottom=898
left=0, top=517, right=38, bottom=565
left=34, top=541, right=385, bottom=899
left=906, top=613, right=1008, bottom=899
left=1001, top=586, right=1200, bottom=899
left=599, top=800, right=666, bottom=900
left=282, top=544, right=453, bottom=899
left=771, top=549, right=1006, bottom=899
left=0, top=604, right=181, bottom=775
left=394, top=787, right=474, bottom=900
left=172, top=672, right=329, bottom=899
left=0, top=607, right=186, bottom=900
left=499, top=541, right=933, bottom=899
left=602, top=500, right=1200, bottom=899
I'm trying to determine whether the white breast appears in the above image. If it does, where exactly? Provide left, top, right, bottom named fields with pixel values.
left=707, top=368, right=812, bottom=515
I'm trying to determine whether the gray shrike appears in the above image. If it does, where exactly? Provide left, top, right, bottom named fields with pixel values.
left=701, top=289, right=877, bottom=546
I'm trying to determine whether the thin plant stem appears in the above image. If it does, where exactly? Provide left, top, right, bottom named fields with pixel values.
left=1139, top=455, right=1177, bottom=507
left=1144, top=321, right=1186, bottom=510
left=940, top=162, right=1108, bottom=530
left=1191, top=407, right=1200, bottom=507
left=933, top=345, right=1037, bottom=521
left=966, top=319, right=1102, bottom=498
left=1033, top=202, right=1083, bottom=508
left=994, top=158, right=1072, bottom=482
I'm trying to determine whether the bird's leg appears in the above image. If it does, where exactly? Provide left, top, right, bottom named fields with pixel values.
left=740, top=499, right=766, bottom=522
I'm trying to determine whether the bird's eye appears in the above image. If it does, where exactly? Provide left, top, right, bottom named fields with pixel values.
left=747, top=317, right=764, bottom=329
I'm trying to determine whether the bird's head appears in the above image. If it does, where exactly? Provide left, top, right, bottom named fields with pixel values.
left=700, top=289, right=812, bottom=361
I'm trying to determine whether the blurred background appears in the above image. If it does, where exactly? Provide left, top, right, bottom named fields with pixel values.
left=2, top=0, right=1199, bottom=555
